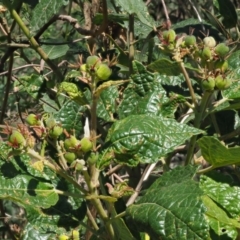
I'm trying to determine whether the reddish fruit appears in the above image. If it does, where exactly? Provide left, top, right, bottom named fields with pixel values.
left=64, top=152, right=76, bottom=163
left=80, top=137, right=93, bottom=153
left=215, top=43, right=229, bottom=59
left=96, top=64, right=112, bottom=81
left=203, top=36, right=216, bottom=48
left=202, top=77, right=215, bottom=91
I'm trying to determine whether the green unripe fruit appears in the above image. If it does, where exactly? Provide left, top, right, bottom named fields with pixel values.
left=80, top=64, right=87, bottom=72
left=80, top=137, right=93, bottom=153
left=86, top=55, right=101, bottom=70
left=45, top=117, right=56, bottom=128
left=64, top=152, right=76, bottom=163
left=70, top=160, right=85, bottom=171
left=9, top=130, right=26, bottom=147
left=49, top=125, right=63, bottom=139
left=215, top=43, right=229, bottom=58
left=203, top=36, right=216, bottom=48
left=201, top=47, right=212, bottom=60
left=26, top=114, right=40, bottom=126
left=202, top=77, right=215, bottom=91
left=215, top=60, right=228, bottom=72
left=96, top=64, right=112, bottom=81
left=184, top=35, right=196, bottom=47
left=163, top=29, right=176, bottom=42
left=58, top=235, right=69, bottom=240
left=64, top=136, right=79, bottom=151
left=72, top=230, right=79, bottom=240
left=87, top=152, right=99, bottom=165
left=215, top=75, right=232, bottom=90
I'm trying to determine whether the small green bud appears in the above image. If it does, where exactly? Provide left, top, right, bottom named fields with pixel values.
left=184, top=35, right=196, bottom=47
left=202, top=77, right=215, bottom=91
left=215, top=60, right=228, bottom=72
left=48, top=125, right=63, bottom=139
left=58, top=235, right=69, bottom=240
left=9, top=130, right=26, bottom=148
left=215, top=75, right=232, bottom=90
left=163, top=29, right=176, bottom=42
left=26, top=114, right=40, bottom=126
left=87, top=152, right=99, bottom=165
left=80, top=137, right=93, bottom=153
left=96, top=64, right=112, bottom=81
left=215, top=43, right=229, bottom=59
left=86, top=55, right=101, bottom=70
left=70, top=159, right=85, bottom=171
left=64, top=136, right=79, bottom=151
left=64, top=152, right=76, bottom=163
left=80, top=64, right=87, bottom=72
left=201, top=47, right=212, bottom=60
left=203, top=36, right=216, bottom=48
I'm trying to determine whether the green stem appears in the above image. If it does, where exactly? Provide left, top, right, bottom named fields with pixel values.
left=197, top=165, right=215, bottom=174
left=185, top=91, right=213, bottom=165
left=6, top=4, right=63, bottom=80
left=128, top=14, right=134, bottom=74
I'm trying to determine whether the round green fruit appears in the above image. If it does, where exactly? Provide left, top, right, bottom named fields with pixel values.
left=72, top=230, right=79, bottom=240
left=64, top=136, right=79, bottom=151
left=58, top=235, right=69, bottom=240
left=215, top=43, right=229, bottom=58
left=80, top=137, right=93, bottom=153
left=86, top=55, right=101, bottom=70
left=201, top=47, right=212, bottom=60
left=203, top=36, right=216, bottom=48
left=202, top=77, right=215, bottom=91
left=80, top=64, right=87, bottom=72
left=9, top=130, right=26, bottom=147
left=26, top=114, right=39, bottom=126
left=64, top=152, right=76, bottom=163
left=96, top=64, right=112, bottom=81
left=184, top=35, right=196, bottom=47
left=215, top=60, right=228, bottom=72
left=49, top=125, right=63, bottom=139
left=215, top=75, right=232, bottom=90
left=163, top=29, right=176, bottom=42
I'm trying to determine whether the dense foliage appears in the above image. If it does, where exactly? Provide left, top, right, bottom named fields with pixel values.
left=0, top=0, right=240, bottom=239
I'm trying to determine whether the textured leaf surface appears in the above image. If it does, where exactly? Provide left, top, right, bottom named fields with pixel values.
left=200, top=175, right=240, bottom=219
left=116, top=0, right=155, bottom=27
left=0, top=175, right=58, bottom=209
left=97, top=86, right=118, bottom=122
left=31, top=0, right=69, bottom=31
left=118, top=61, right=171, bottom=119
left=201, top=195, right=238, bottom=239
left=54, top=100, right=85, bottom=136
left=106, top=114, right=203, bottom=166
left=126, top=165, right=209, bottom=239
left=198, top=136, right=240, bottom=167
left=41, top=44, right=69, bottom=59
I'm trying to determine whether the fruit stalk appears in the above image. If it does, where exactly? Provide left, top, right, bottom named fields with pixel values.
left=185, top=91, right=213, bottom=165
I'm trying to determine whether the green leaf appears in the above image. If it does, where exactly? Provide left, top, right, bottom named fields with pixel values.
left=201, top=195, right=238, bottom=239
left=200, top=174, right=240, bottom=219
left=147, top=58, right=181, bottom=75
left=116, top=0, right=155, bottom=27
left=41, top=44, right=69, bottom=59
left=126, top=165, right=210, bottom=239
left=198, top=136, right=240, bottom=168
left=15, top=74, right=44, bottom=99
left=0, top=175, right=58, bottom=209
left=106, top=114, right=204, bottom=166
left=97, top=86, right=119, bottom=122
left=217, top=0, right=238, bottom=29
left=30, top=0, right=69, bottom=31
left=54, top=100, right=85, bottom=136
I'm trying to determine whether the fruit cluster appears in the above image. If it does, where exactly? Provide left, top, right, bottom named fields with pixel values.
left=80, top=55, right=112, bottom=82
left=159, top=29, right=232, bottom=91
